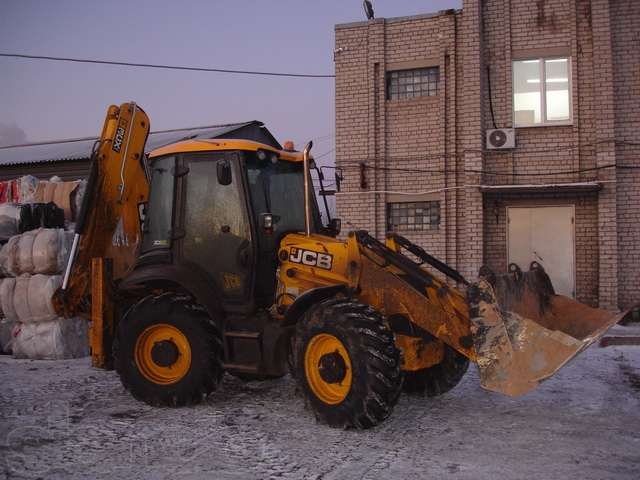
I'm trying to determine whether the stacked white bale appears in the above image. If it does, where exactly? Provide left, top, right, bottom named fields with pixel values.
left=0, top=228, right=73, bottom=277
left=12, top=274, right=61, bottom=324
left=16, top=230, right=37, bottom=274
left=0, top=277, right=17, bottom=322
left=0, top=317, right=14, bottom=353
left=33, top=229, right=74, bottom=274
left=0, top=229, right=87, bottom=360
left=0, top=278, right=16, bottom=354
left=34, top=177, right=83, bottom=222
left=0, top=175, right=88, bottom=359
left=0, top=204, right=23, bottom=241
left=17, top=175, right=39, bottom=204
left=0, top=235, right=19, bottom=276
left=11, top=318, right=88, bottom=360
left=2, top=274, right=88, bottom=359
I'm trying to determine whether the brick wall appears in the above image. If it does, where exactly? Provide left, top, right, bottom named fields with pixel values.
left=334, top=13, right=459, bottom=264
left=611, top=0, right=640, bottom=310
left=334, top=0, right=639, bottom=311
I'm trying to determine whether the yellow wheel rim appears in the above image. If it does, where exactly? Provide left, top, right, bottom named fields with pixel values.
left=304, top=333, right=352, bottom=405
left=134, top=324, right=192, bottom=385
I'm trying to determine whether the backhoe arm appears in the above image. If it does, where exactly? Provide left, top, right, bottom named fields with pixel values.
left=53, top=102, right=150, bottom=318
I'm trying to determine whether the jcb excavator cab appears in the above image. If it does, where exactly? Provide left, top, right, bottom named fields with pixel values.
left=135, top=140, right=324, bottom=310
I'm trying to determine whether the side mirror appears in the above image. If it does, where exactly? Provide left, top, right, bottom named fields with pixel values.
left=328, top=218, right=341, bottom=236
left=217, top=159, right=232, bottom=185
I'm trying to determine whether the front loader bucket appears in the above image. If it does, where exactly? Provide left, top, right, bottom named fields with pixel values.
left=467, top=263, right=625, bottom=396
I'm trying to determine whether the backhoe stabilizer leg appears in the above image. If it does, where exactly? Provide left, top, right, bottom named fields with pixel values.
left=90, top=257, right=115, bottom=369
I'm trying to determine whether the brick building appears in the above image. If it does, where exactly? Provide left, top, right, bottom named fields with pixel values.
left=334, top=0, right=639, bottom=311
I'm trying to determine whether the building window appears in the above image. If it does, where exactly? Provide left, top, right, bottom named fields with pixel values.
left=387, top=201, right=440, bottom=232
left=387, top=67, right=439, bottom=100
left=513, top=57, right=572, bottom=127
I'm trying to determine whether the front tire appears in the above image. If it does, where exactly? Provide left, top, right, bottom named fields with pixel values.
left=294, top=298, right=402, bottom=429
left=114, top=292, right=224, bottom=407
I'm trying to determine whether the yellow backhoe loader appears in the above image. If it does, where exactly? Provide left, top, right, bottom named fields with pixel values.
left=53, top=103, right=624, bottom=428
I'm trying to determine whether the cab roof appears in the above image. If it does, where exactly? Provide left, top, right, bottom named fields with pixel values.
left=148, top=138, right=305, bottom=162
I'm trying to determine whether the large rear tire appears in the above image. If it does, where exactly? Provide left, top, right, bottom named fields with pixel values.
left=402, top=342, right=469, bottom=396
left=294, top=298, right=402, bottom=429
left=114, top=292, right=224, bottom=407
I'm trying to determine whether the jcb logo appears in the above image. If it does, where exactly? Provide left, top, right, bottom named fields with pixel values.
left=112, top=118, right=128, bottom=153
left=289, top=247, right=333, bottom=270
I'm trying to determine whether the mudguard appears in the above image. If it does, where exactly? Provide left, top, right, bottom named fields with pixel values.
left=119, top=263, right=224, bottom=323
left=283, top=284, right=348, bottom=326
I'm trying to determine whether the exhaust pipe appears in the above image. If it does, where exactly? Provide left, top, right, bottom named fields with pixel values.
left=303, top=141, right=313, bottom=236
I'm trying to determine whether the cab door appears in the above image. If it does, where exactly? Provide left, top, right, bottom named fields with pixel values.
left=180, top=152, right=254, bottom=306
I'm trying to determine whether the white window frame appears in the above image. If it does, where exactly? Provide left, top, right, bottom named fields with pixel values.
left=512, top=57, right=573, bottom=127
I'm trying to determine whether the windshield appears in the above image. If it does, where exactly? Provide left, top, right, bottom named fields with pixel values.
left=245, top=154, right=321, bottom=235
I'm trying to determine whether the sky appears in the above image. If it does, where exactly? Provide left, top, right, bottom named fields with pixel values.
left=0, top=0, right=460, bottom=164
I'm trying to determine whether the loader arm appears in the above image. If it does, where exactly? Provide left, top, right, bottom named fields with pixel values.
left=355, top=231, right=625, bottom=396
left=53, top=102, right=150, bottom=318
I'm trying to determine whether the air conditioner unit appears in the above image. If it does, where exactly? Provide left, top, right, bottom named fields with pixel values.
left=486, top=128, right=516, bottom=150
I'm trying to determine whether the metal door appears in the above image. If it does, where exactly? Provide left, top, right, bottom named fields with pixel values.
left=181, top=153, right=253, bottom=302
left=507, top=206, right=575, bottom=297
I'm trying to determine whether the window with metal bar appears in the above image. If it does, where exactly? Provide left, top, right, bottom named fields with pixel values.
left=387, top=201, right=440, bottom=232
left=386, top=67, right=439, bottom=100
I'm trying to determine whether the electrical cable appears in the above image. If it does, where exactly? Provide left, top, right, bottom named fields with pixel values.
left=334, top=180, right=619, bottom=197
left=360, top=162, right=640, bottom=177
left=325, top=161, right=640, bottom=177
left=0, top=52, right=336, bottom=78
left=486, top=65, right=498, bottom=129
left=321, top=139, right=639, bottom=177
left=313, top=148, right=335, bottom=160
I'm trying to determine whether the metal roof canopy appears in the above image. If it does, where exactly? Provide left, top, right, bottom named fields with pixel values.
left=0, top=121, right=281, bottom=167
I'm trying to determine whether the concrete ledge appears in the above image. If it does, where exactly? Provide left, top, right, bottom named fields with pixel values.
left=480, top=181, right=603, bottom=195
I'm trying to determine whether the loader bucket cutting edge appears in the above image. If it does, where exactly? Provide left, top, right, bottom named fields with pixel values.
left=467, top=268, right=625, bottom=397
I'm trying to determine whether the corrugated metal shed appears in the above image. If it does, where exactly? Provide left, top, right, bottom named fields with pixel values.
left=0, top=121, right=280, bottom=167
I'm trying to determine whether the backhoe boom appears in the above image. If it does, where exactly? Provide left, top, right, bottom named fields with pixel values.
left=53, top=103, right=150, bottom=318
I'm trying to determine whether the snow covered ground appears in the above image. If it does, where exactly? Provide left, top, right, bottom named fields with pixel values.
left=1, top=342, right=639, bottom=480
